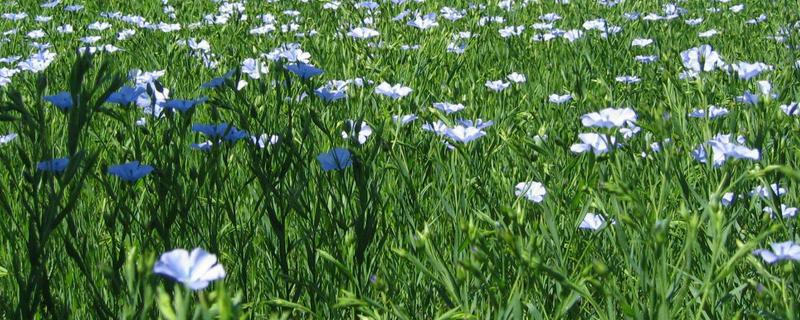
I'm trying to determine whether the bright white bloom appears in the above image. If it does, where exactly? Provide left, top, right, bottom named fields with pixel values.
left=581, top=107, right=637, bottom=128
left=153, top=248, right=226, bottom=290
left=341, top=121, right=372, bottom=144
left=407, top=13, right=438, bottom=30
left=374, top=82, right=412, bottom=99
left=579, top=213, right=608, bottom=231
left=680, top=45, right=725, bottom=72
left=570, top=133, right=616, bottom=155
left=514, top=181, right=547, bottom=203
left=631, top=38, right=653, bottom=47
left=0, top=132, right=17, bottom=145
left=506, top=72, right=526, bottom=83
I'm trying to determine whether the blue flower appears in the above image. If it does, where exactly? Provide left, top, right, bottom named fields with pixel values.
left=317, top=148, right=352, bottom=171
left=37, top=157, right=69, bottom=173
left=164, top=96, right=208, bottom=112
left=315, top=86, right=346, bottom=102
left=44, top=92, right=73, bottom=110
left=107, top=86, right=145, bottom=105
left=285, top=63, right=324, bottom=80
left=192, top=123, right=248, bottom=142
left=108, top=161, right=154, bottom=182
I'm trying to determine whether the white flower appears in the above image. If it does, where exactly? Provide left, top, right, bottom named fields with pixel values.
left=680, top=45, right=725, bottom=72
left=341, top=121, right=372, bottom=144
left=347, top=27, right=380, bottom=39
left=407, top=13, right=438, bottom=30
left=374, top=82, right=412, bottom=99
left=579, top=213, right=608, bottom=231
left=581, top=107, right=637, bottom=128
left=515, top=181, right=547, bottom=203
left=631, top=38, right=653, bottom=47
left=153, top=248, right=226, bottom=290
left=570, top=133, right=616, bottom=155
left=506, top=72, right=526, bottom=83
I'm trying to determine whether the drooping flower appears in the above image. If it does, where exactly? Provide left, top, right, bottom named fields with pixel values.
left=317, top=148, right=352, bottom=171
left=752, top=241, right=800, bottom=264
left=107, top=161, right=154, bottom=182
left=514, top=181, right=547, bottom=203
left=153, top=248, right=226, bottom=290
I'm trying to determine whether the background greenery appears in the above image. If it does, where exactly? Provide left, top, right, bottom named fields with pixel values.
left=1, top=0, right=799, bottom=318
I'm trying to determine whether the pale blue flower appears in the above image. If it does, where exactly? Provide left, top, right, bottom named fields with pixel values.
left=153, top=248, right=226, bottom=290
left=107, top=86, right=145, bottom=105
left=753, top=241, right=800, bottom=264
left=515, top=181, right=547, bottom=203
